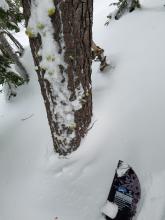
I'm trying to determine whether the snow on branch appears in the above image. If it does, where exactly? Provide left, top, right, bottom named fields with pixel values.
left=0, top=0, right=9, bottom=11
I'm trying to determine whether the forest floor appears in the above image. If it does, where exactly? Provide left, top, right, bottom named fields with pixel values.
left=1, top=0, right=165, bottom=219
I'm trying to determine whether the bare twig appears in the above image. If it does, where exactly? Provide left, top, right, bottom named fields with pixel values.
left=87, top=120, right=97, bottom=132
left=21, top=114, right=34, bottom=121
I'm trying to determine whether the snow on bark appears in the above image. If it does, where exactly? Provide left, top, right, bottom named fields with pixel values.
left=25, top=0, right=92, bottom=155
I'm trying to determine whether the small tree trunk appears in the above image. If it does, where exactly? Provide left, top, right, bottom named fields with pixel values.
left=22, top=0, right=93, bottom=155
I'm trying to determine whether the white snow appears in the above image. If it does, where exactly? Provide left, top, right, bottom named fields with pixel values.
left=0, top=0, right=9, bottom=11
left=1, top=0, right=165, bottom=219
left=102, top=201, right=118, bottom=219
left=116, top=161, right=129, bottom=177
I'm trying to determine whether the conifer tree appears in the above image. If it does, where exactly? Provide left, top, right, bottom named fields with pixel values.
left=22, top=0, right=93, bottom=155
left=0, top=0, right=28, bottom=98
left=106, top=0, right=141, bottom=25
left=0, top=50, right=24, bottom=97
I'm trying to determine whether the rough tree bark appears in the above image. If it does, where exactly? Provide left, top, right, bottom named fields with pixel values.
left=22, top=0, right=93, bottom=155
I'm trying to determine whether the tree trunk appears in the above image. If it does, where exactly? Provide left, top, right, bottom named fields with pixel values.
left=22, top=0, right=93, bottom=155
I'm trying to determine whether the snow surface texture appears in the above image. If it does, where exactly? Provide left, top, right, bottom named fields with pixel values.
left=1, top=0, right=165, bottom=219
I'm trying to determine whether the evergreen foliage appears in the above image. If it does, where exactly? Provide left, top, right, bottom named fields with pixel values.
left=0, top=0, right=24, bottom=32
left=0, top=0, right=27, bottom=97
left=0, top=51, right=24, bottom=88
left=106, top=0, right=141, bottom=25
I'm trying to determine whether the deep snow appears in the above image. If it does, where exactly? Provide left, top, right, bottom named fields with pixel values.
left=1, top=0, right=165, bottom=219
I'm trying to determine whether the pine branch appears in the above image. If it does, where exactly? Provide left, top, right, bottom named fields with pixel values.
left=0, top=32, right=28, bottom=81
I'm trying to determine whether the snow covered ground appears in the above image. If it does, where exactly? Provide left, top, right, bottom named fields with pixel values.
left=1, top=0, right=165, bottom=219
